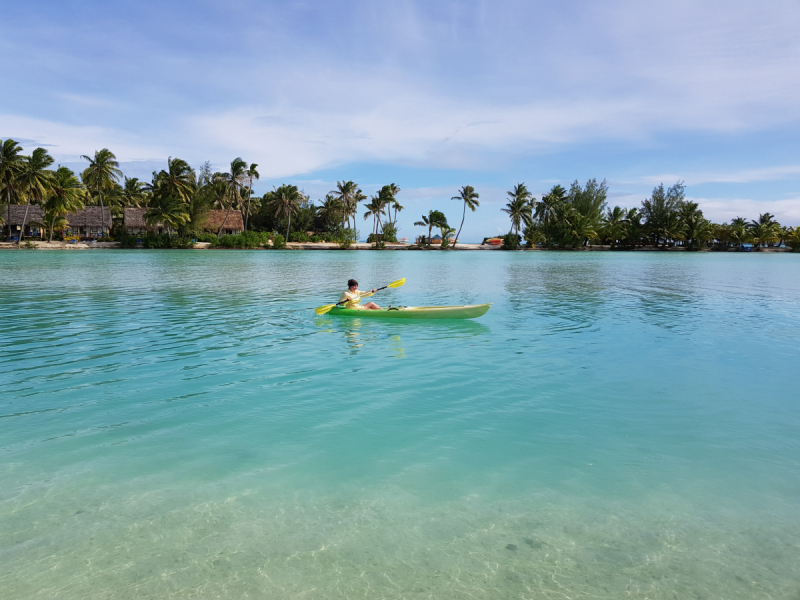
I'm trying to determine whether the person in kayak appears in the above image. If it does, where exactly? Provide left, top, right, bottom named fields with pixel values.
left=339, top=279, right=382, bottom=310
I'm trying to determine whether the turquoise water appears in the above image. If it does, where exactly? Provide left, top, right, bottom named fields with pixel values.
left=1, top=250, right=799, bottom=599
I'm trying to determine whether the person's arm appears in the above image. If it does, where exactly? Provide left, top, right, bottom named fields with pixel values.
left=358, top=289, right=376, bottom=298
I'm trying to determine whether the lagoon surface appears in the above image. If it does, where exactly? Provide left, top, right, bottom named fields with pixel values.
left=1, top=250, right=799, bottom=599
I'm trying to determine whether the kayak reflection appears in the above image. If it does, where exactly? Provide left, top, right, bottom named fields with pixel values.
left=313, top=316, right=490, bottom=357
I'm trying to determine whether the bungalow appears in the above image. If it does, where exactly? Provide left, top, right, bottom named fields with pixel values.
left=4, top=205, right=111, bottom=240
left=4, top=205, right=45, bottom=240
left=202, top=210, right=244, bottom=236
left=64, top=207, right=112, bottom=239
left=123, top=207, right=162, bottom=234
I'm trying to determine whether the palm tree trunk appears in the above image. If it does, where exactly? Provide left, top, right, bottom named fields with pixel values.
left=287, top=213, right=291, bottom=241
left=98, top=191, right=105, bottom=238
left=218, top=206, right=231, bottom=238
left=49, top=212, right=56, bottom=242
left=454, top=203, right=466, bottom=250
left=428, top=224, right=432, bottom=246
left=244, top=184, right=251, bottom=232
left=18, top=198, right=31, bottom=243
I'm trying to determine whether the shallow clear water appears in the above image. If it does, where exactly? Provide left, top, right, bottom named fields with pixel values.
left=1, top=250, right=799, bottom=599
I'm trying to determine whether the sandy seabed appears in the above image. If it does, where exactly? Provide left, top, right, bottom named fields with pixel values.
left=2, top=477, right=797, bottom=600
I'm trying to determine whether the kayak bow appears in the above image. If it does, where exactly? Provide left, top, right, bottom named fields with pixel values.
left=327, top=304, right=490, bottom=320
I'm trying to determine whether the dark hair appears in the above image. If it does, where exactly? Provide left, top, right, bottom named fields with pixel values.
left=347, top=279, right=358, bottom=288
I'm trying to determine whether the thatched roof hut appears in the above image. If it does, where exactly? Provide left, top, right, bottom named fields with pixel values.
left=200, top=210, right=244, bottom=234
left=4, top=205, right=45, bottom=224
left=123, top=207, right=156, bottom=231
left=65, top=206, right=112, bottom=228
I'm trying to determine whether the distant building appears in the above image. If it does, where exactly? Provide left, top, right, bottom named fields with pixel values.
left=202, top=210, right=244, bottom=235
left=4, top=205, right=111, bottom=240
left=4, top=205, right=45, bottom=239
left=123, top=207, right=161, bottom=234
left=64, top=207, right=112, bottom=239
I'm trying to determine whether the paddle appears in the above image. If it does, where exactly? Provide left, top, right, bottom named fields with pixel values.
left=314, top=278, right=406, bottom=315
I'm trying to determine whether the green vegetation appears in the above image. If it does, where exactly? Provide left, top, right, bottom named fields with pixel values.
left=2, top=138, right=796, bottom=252
left=451, top=185, right=479, bottom=249
left=414, top=210, right=448, bottom=247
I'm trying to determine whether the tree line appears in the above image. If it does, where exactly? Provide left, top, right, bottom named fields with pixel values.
left=496, top=179, right=798, bottom=250
left=2, top=139, right=796, bottom=249
left=0, top=140, right=404, bottom=244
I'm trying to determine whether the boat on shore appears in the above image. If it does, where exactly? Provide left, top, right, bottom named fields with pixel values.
left=327, top=304, right=491, bottom=320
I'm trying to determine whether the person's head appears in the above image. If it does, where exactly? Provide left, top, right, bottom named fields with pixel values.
left=347, top=279, right=358, bottom=290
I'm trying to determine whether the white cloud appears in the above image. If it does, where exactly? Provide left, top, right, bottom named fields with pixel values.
left=689, top=196, right=800, bottom=225
left=640, top=165, right=800, bottom=186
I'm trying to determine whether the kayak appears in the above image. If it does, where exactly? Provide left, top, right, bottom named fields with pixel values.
left=327, top=304, right=491, bottom=320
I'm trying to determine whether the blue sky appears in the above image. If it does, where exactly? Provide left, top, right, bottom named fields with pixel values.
left=2, top=0, right=799, bottom=240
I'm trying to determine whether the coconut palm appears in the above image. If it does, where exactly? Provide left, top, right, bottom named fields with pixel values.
left=214, top=158, right=247, bottom=238
left=244, top=163, right=259, bottom=231
left=318, top=194, right=343, bottom=230
left=569, top=212, right=598, bottom=246
left=17, top=148, right=55, bottom=242
left=749, top=221, right=780, bottom=249
left=387, top=183, right=402, bottom=224
left=600, top=206, right=628, bottom=246
left=502, top=184, right=533, bottom=237
left=121, top=177, right=148, bottom=207
left=657, top=212, right=686, bottom=248
left=44, top=166, right=86, bottom=241
left=0, top=139, right=26, bottom=238
left=269, top=184, right=303, bottom=240
left=81, top=149, right=122, bottom=233
left=363, top=196, right=386, bottom=237
left=331, top=180, right=358, bottom=232
left=160, top=157, right=196, bottom=203
left=535, top=184, right=566, bottom=228
left=451, top=185, right=480, bottom=249
left=786, top=227, right=800, bottom=251
left=145, top=196, right=190, bottom=234
left=414, top=210, right=447, bottom=246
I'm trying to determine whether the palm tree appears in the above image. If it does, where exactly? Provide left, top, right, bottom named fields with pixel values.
left=81, top=149, right=122, bottom=234
left=363, top=196, right=386, bottom=237
left=569, top=213, right=598, bottom=246
left=414, top=210, right=447, bottom=246
left=451, top=185, right=480, bottom=249
left=0, top=139, right=25, bottom=239
left=503, top=183, right=533, bottom=236
left=750, top=213, right=780, bottom=248
left=331, top=180, right=358, bottom=232
left=383, top=183, right=401, bottom=224
left=17, top=148, right=55, bottom=242
left=600, top=206, right=628, bottom=246
left=214, top=158, right=247, bottom=238
left=750, top=221, right=780, bottom=249
left=161, top=157, right=196, bottom=203
left=535, top=184, right=566, bottom=228
left=44, top=166, right=86, bottom=241
left=244, top=163, right=259, bottom=232
left=318, top=194, right=343, bottom=230
left=269, top=184, right=303, bottom=240
left=121, top=177, right=147, bottom=207
left=502, top=196, right=532, bottom=238
left=145, top=195, right=190, bottom=234
left=657, top=211, right=685, bottom=248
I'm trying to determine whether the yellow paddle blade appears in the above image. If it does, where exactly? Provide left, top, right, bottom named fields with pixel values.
left=386, top=278, right=406, bottom=288
left=314, top=304, right=337, bottom=315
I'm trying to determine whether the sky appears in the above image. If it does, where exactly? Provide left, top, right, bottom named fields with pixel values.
left=2, top=0, right=799, bottom=240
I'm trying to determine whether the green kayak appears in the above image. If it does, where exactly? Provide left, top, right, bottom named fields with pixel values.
left=327, top=304, right=491, bottom=320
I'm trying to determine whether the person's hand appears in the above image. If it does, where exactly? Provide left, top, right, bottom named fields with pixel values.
left=372, top=289, right=377, bottom=293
